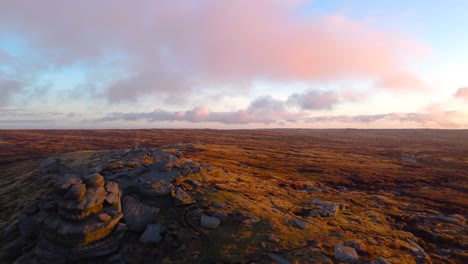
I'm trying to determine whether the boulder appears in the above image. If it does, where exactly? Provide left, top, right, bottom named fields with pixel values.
left=122, top=196, right=159, bottom=232
left=201, top=215, right=220, bottom=229
left=334, top=243, right=358, bottom=263
left=292, top=219, right=307, bottom=229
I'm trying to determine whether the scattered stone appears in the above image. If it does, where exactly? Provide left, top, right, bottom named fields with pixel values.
left=267, top=234, right=280, bottom=243
left=139, top=224, right=162, bottom=243
left=122, top=196, right=159, bottom=232
left=268, top=252, right=292, bottom=264
left=430, top=214, right=462, bottom=225
left=309, top=198, right=346, bottom=217
left=406, top=239, right=432, bottom=263
left=174, top=188, right=195, bottom=206
left=242, top=218, right=258, bottom=225
left=139, top=178, right=174, bottom=197
left=334, top=243, right=358, bottom=263
left=187, top=179, right=201, bottom=187
left=201, top=214, right=220, bottom=229
left=213, top=201, right=227, bottom=209
left=292, top=219, right=307, bottom=229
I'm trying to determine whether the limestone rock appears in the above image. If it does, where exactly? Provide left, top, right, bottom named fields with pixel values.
left=334, top=243, right=358, bottom=263
left=139, top=224, right=162, bottom=243
left=122, top=196, right=159, bottom=232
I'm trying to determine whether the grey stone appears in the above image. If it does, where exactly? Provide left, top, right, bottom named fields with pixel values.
left=105, top=181, right=119, bottom=194
left=41, top=157, right=60, bottom=174
left=268, top=252, right=291, bottom=264
left=213, top=211, right=228, bottom=222
left=213, top=201, right=227, bottom=209
left=122, top=196, right=159, bottom=232
left=201, top=214, right=220, bottom=229
left=139, top=224, right=162, bottom=243
left=334, top=243, right=358, bottom=263
left=187, top=179, right=201, bottom=187
left=64, top=183, right=86, bottom=200
left=174, top=188, right=195, bottom=206
left=151, top=149, right=171, bottom=159
left=292, top=219, right=307, bottom=229
left=267, top=234, right=280, bottom=243
left=83, top=173, right=104, bottom=187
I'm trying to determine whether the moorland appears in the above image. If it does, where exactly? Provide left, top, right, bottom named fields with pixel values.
left=0, top=129, right=467, bottom=263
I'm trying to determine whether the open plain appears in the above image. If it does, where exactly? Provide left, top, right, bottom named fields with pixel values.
left=0, top=129, right=467, bottom=263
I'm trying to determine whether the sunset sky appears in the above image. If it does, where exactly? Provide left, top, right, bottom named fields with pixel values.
left=1, top=0, right=467, bottom=129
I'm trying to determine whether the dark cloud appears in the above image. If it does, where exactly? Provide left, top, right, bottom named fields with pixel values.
left=287, top=90, right=340, bottom=110
left=93, top=96, right=303, bottom=124
left=0, top=78, right=24, bottom=105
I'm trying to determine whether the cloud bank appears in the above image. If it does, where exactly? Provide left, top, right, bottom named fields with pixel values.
left=0, top=0, right=427, bottom=103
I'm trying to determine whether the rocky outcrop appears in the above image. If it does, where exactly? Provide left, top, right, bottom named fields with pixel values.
left=34, top=173, right=125, bottom=263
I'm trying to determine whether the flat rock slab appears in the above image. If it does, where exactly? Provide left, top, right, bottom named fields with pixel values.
left=122, top=196, right=159, bottom=232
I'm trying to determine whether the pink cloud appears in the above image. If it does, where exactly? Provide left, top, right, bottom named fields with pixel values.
left=0, top=0, right=427, bottom=102
left=375, top=71, right=428, bottom=91
left=454, top=87, right=468, bottom=100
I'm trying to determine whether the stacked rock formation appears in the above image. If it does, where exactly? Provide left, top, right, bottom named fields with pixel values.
left=35, top=173, right=125, bottom=263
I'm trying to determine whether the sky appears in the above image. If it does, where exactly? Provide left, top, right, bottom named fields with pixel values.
left=0, top=0, right=467, bottom=129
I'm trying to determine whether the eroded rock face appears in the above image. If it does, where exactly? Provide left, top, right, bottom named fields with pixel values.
left=35, top=173, right=125, bottom=263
